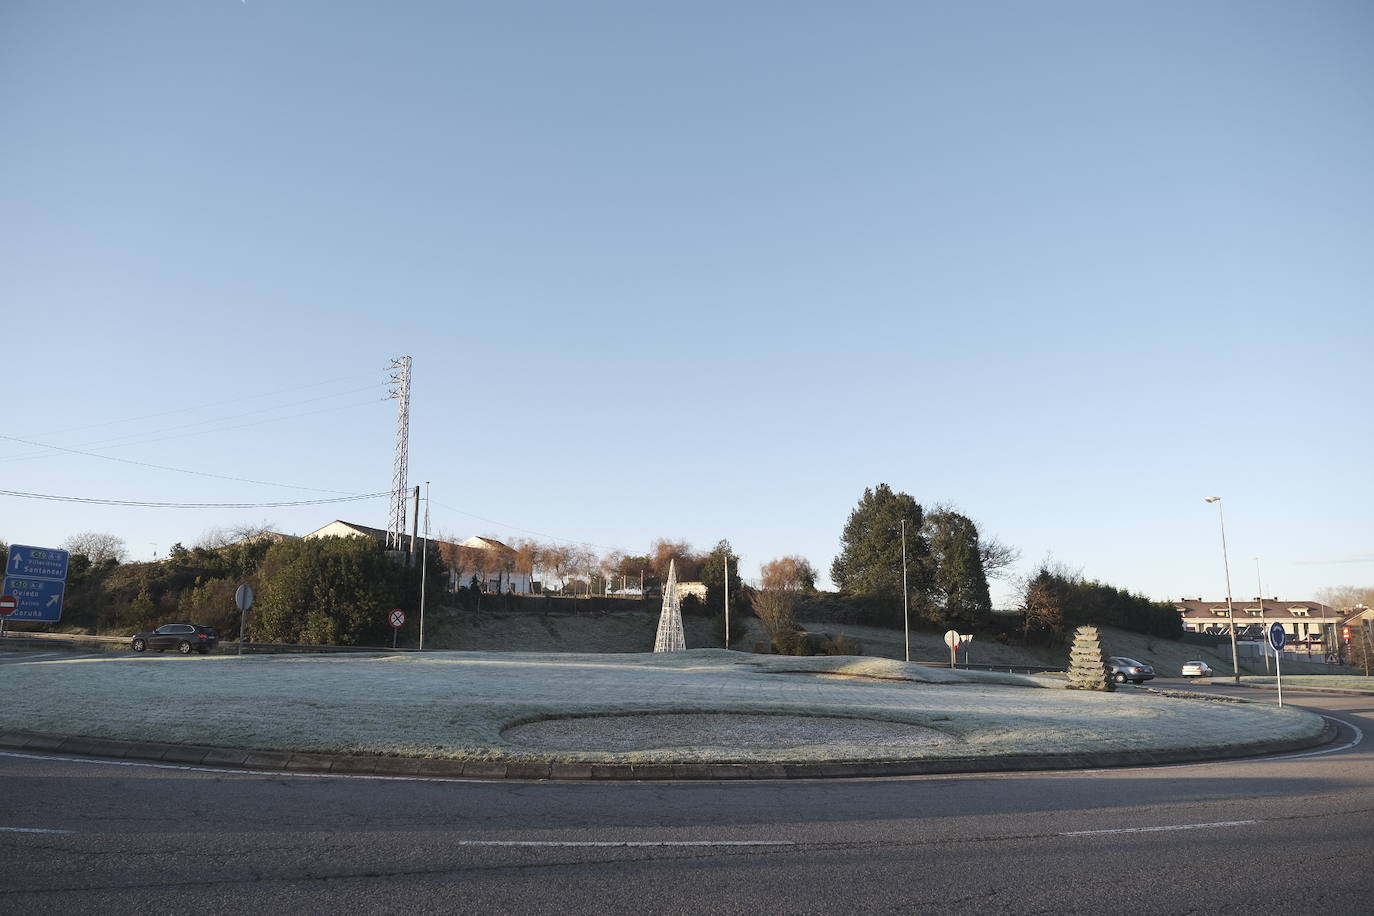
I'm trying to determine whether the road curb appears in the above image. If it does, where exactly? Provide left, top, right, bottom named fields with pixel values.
left=0, top=720, right=1337, bottom=781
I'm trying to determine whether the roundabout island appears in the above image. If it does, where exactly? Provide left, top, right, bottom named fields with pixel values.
left=1, top=649, right=1332, bottom=779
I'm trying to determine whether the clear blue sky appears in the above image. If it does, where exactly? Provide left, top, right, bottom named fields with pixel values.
left=3, top=1, right=1370, bottom=606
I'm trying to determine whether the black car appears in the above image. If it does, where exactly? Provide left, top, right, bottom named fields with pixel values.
left=131, top=623, right=219, bottom=655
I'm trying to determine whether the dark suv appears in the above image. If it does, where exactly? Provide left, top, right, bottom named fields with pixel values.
left=131, top=624, right=219, bottom=655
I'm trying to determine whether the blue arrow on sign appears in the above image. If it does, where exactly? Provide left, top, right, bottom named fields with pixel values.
left=1268, top=621, right=1287, bottom=652
left=1, top=576, right=66, bottom=622
left=8, top=544, right=70, bottom=581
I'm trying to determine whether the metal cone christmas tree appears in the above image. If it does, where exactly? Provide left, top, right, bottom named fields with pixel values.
left=653, top=559, right=687, bottom=653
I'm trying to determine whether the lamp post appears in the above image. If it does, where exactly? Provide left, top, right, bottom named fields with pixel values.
left=1255, top=556, right=1270, bottom=674
left=1205, top=497, right=1241, bottom=683
left=900, top=518, right=910, bottom=663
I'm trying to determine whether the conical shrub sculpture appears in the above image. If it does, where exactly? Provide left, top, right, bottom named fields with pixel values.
left=1067, top=625, right=1115, bottom=691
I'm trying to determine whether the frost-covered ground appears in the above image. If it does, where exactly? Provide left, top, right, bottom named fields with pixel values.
left=2, top=649, right=1324, bottom=764
left=1240, top=675, right=1374, bottom=692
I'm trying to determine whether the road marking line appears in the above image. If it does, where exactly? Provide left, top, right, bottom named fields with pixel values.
left=0, top=826, right=75, bottom=835
left=449, top=840, right=793, bottom=848
left=1061, top=820, right=1257, bottom=837
left=1268, top=717, right=1364, bottom=760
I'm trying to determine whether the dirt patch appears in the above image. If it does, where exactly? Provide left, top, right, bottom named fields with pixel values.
left=502, top=713, right=956, bottom=752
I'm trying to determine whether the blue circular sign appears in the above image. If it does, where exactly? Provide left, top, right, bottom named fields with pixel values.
left=1268, top=622, right=1286, bottom=651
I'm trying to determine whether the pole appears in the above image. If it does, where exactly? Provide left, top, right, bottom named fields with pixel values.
left=419, top=481, right=430, bottom=651
left=1275, top=637, right=1284, bottom=707
left=901, top=519, right=910, bottom=663
left=1208, top=498, right=1241, bottom=684
left=410, top=484, right=420, bottom=567
left=1256, top=558, right=1269, bottom=674
left=724, top=555, right=730, bottom=649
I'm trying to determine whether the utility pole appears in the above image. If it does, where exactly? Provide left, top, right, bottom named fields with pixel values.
left=1205, top=497, right=1241, bottom=684
left=901, top=518, right=910, bottom=663
left=1256, top=557, right=1269, bottom=674
left=419, top=481, right=430, bottom=651
left=724, top=555, right=730, bottom=650
left=410, top=484, right=420, bottom=567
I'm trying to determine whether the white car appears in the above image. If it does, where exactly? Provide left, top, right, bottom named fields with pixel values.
left=1180, top=660, right=1214, bottom=678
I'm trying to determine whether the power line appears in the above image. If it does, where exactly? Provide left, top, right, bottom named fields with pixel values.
left=0, top=429, right=363, bottom=494
left=28, top=370, right=386, bottom=441
left=0, top=395, right=386, bottom=465
left=0, top=488, right=393, bottom=509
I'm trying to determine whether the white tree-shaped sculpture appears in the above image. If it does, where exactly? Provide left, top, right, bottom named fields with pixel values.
left=654, top=559, right=687, bottom=652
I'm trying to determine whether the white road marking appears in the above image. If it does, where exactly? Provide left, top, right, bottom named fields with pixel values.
left=1267, top=717, right=1363, bottom=759
left=1061, top=820, right=1257, bottom=837
left=0, top=826, right=75, bottom=835
left=449, top=840, right=793, bottom=848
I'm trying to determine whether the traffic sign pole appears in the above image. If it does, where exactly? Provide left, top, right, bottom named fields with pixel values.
left=1269, top=622, right=1286, bottom=707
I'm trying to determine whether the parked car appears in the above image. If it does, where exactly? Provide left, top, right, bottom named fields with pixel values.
left=1107, top=656, right=1154, bottom=684
left=1180, top=660, right=1214, bottom=678
left=131, top=623, right=219, bottom=655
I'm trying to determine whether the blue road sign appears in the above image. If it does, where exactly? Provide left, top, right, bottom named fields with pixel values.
left=1268, top=621, right=1287, bottom=652
left=7, top=544, right=70, bottom=581
left=1, top=576, right=67, bottom=622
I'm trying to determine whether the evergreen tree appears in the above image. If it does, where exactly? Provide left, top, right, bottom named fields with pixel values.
left=924, top=509, right=993, bottom=630
left=830, top=484, right=930, bottom=600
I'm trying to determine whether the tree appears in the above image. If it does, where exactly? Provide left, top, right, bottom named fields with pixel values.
left=252, top=536, right=435, bottom=646
left=1021, top=569, right=1065, bottom=644
left=924, top=509, right=993, bottom=630
left=649, top=539, right=704, bottom=582
left=761, top=555, right=816, bottom=592
left=830, top=484, right=930, bottom=600
left=62, top=531, right=127, bottom=564
left=754, top=556, right=815, bottom=653
left=1317, top=586, right=1374, bottom=611
left=700, top=539, right=747, bottom=647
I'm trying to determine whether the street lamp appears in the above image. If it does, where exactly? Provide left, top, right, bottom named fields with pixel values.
left=1204, top=497, right=1241, bottom=683
left=900, top=519, right=910, bottom=663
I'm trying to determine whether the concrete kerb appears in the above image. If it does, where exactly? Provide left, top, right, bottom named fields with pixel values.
left=0, top=720, right=1338, bottom=781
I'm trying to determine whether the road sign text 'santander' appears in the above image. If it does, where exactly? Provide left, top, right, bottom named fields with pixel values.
left=3, top=544, right=71, bottom=623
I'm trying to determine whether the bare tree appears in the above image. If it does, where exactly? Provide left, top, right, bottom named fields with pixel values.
left=753, top=556, right=814, bottom=653
left=61, top=531, right=127, bottom=564
left=979, top=534, right=1021, bottom=580
left=1317, top=586, right=1374, bottom=610
left=761, top=555, right=816, bottom=591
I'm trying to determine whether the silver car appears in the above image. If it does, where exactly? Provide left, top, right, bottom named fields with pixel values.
left=1108, top=656, right=1154, bottom=684
left=1180, top=660, right=1214, bottom=678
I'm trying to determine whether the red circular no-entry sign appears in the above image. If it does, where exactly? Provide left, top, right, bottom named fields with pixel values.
left=0, top=595, right=17, bottom=616
left=388, top=608, right=406, bottom=629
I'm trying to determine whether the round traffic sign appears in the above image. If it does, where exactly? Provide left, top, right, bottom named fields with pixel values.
left=943, top=629, right=961, bottom=649
left=234, top=584, right=255, bottom=612
left=0, top=594, right=17, bottom=616
left=1268, top=621, right=1286, bottom=652
left=388, top=608, right=406, bottom=629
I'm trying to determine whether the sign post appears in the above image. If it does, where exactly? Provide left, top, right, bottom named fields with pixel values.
left=388, top=608, right=406, bottom=649
left=960, top=634, right=974, bottom=669
left=3, top=544, right=71, bottom=626
left=234, top=584, right=255, bottom=656
left=0, top=593, right=17, bottom=640
left=944, top=630, right=961, bottom=669
left=1269, top=622, right=1286, bottom=707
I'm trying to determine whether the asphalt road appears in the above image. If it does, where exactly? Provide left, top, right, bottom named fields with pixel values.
left=2, top=682, right=1371, bottom=915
